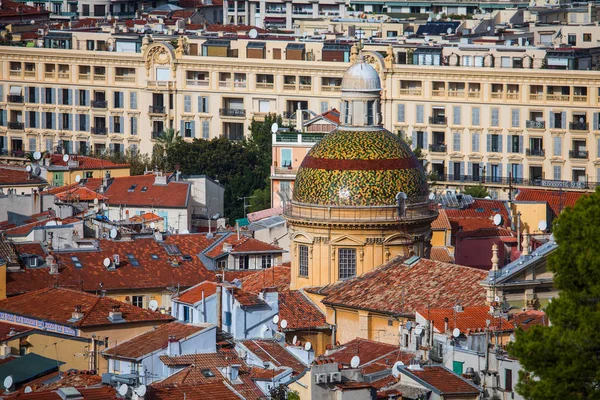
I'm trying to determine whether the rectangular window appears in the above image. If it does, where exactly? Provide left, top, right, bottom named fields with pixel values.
left=202, top=120, right=209, bottom=139
left=184, top=121, right=192, bottom=138
left=397, top=104, right=405, bottom=123
left=45, top=88, right=53, bottom=104
left=553, top=136, right=562, bottom=156
left=114, top=91, right=122, bottom=108
left=453, top=106, right=461, bottom=125
left=453, top=361, right=464, bottom=375
left=511, top=135, right=520, bottom=153
left=261, top=255, right=272, bottom=269
left=127, top=253, right=140, bottom=267
left=338, top=248, right=356, bottom=279
left=79, top=90, right=87, bottom=106
left=183, top=306, right=190, bottom=322
left=132, top=296, right=143, bottom=308
left=511, top=109, right=520, bottom=128
left=184, top=95, right=191, bottom=113
left=62, top=113, right=70, bottom=130
left=553, top=165, right=561, bottom=180
left=28, top=111, right=36, bottom=128
left=62, top=88, right=69, bottom=105
left=281, top=149, right=292, bottom=168
left=113, top=116, right=121, bottom=134
left=416, top=104, right=424, bottom=124
left=453, top=132, right=460, bottom=152
left=198, top=96, right=209, bottom=113
left=472, top=133, right=480, bottom=152
left=583, top=33, right=592, bottom=42
left=505, top=368, right=513, bottom=391
left=129, top=92, right=137, bottom=110
left=130, top=116, right=137, bottom=135
left=299, top=245, right=308, bottom=277
left=471, top=107, right=480, bottom=126
left=491, top=108, right=499, bottom=127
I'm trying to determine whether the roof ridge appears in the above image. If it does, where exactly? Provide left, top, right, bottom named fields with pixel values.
left=76, top=295, right=104, bottom=327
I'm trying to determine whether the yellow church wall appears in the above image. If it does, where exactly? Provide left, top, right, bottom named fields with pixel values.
left=304, top=291, right=328, bottom=315
left=334, top=308, right=362, bottom=344
left=512, top=202, right=551, bottom=235
left=367, top=314, right=402, bottom=345
left=431, top=230, right=447, bottom=247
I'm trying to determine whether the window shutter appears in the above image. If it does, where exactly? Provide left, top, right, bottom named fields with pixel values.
left=397, top=104, right=405, bottom=123
left=487, top=163, right=491, bottom=179
left=487, top=134, right=491, bottom=152
left=49, top=88, right=55, bottom=104
left=0, top=85, right=3, bottom=100
left=460, top=162, right=464, bottom=178
left=34, top=87, right=39, bottom=103
left=68, top=89, right=72, bottom=105
left=468, top=162, right=473, bottom=176
left=198, top=96, right=203, bottom=113
left=202, top=120, right=209, bottom=139
left=131, top=117, right=137, bottom=135
left=184, top=95, right=191, bottom=113
left=554, top=165, right=561, bottom=180
left=119, top=116, right=123, bottom=134
left=491, top=108, right=499, bottom=127
left=203, top=96, right=209, bottom=113
left=597, top=138, right=600, bottom=158
left=109, top=116, right=114, bottom=133
left=57, top=88, right=63, bottom=105
left=595, top=112, right=599, bottom=131
left=519, top=136, right=524, bottom=153
left=320, top=101, right=328, bottom=114
left=472, top=107, right=480, bottom=126
left=498, top=135, right=503, bottom=152
left=453, top=132, right=460, bottom=151
left=549, top=111, right=555, bottom=129
left=190, top=121, right=196, bottom=138
left=511, top=109, right=520, bottom=128
left=51, top=113, right=56, bottom=129
left=0, top=110, right=5, bottom=126
left=507, top=135, right=512, bottom=153
left=453, top=106, right=461, bottom=125
left=130, top=92, right=137, bottom=109
left=68, top=114, right=73, bottom=131
left=416, top=105, right=424, bottom=124
left=57, top=113, right=63, bottom=130
left=561, top=111, right=566, bottom=129
left=75, top=114, right=80, bottom=131
left=517, top=164, right=523, bottom=180
left=85, top=115, right=90, bottom=131
left=553, top=136, right=561, bottom=156
left=35, top=112, right=39, bottom=129
left=25, top=112, right=30, bottom=128
left=84, top=90, right=90, bottom=106
left=472, top=133, right=478, bottom=152
left=423, top=132, right=428, bottom=148
left=119, top=92, right=124, bottom=109
left=597, top=168, right=600, bottom=182
left=412, top=131, right=417, bottom=150
left=29, top=138, right=36, bottom=151
left=180, top=120, right=185, bottom=136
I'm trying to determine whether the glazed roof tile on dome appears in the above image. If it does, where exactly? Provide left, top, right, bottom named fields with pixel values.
left=293, top=129, right=428, bottom=206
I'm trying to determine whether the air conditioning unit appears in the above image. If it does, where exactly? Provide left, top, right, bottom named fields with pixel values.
left=314, top=373, right=327, bottom=384
left=329, top=372, right=341, bottom=383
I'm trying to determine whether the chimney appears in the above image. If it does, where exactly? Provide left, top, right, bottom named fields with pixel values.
left=522, top=230, right=530, bottom=256
left=108, top=305, right=123, bottom=322
left=444, top=317, right=449, bottom=333
left=71, top=305, right=84, bottom=321
left=167, top=335, right=180, bottom=356
left=46, top=255, right=58, bottom=274
left=491, top=243, right=499, bottom=272
left=216, top=285, right=222, bottom=330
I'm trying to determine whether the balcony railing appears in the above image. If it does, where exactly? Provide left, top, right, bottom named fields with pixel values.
left=399, top=89, right=422, bottom=96
left=447, top=90, right=465, bottom=98
left=148, top=105, right=166, bottom=114
left=529, top=93, right=544, bottom=101
left=78, top=73, right=91, bottom=81
left=7, top=95, right=24, bottom=103
left=526, top=120, right=545, bottom=129
left=526, top=148, right=545, bottom=157
left=186, top=79, right=210, bottom=87
left=468, top=91, right=481, bottom=99
left=91, top=100, right=107, bottom=109
left=115, top=76, right=135, bottom=83
left=573, top=95, right=587, bottom=102
left=7, top=122, right=24, bottom=130
left=429, top=116, right=447, bottom=125
left=569, top=150, right=588, bottom=159
left=321, top=85, right=341, bottom=92
left=437, top=174, right=598, bottom=190
left=569, top=122, right=589, bottom=131
left=547, top=94, right=570, bottom=102
left=219, top=108, right=246, bottom=117
left=428, top=144, right=447, bottom=153
left=256, top=82, right=274, bottom=89
left=91, top=127, right=107, bottom=135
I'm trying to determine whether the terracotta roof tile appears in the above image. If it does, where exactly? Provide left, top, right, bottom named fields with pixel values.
left=48, top=155, right=129, bottom=170
left=431, top=209, right=451, bottom=230
left=515, top=188, right=586, bottom=217
left=446, top=199, right=510, bottom=231
left=278, top=291, right=327, bottom=331
left=9, top=234, right=218, bottom=296
left=0, top=166, right=47, bottom=187
left=8, top=387, right=117, bottom=399
left=104, top=174, right=190, bottom=208
left=401, top=365, right=480, bottom=395
left=55, top=187, right=108, bottom=202
left=511, top=309, right=548, bottom=331
left=147, top=383, right=243, bottom=400
left=205, top=235, right=283, bottom=259
left=429, top=247, right=454, bottom=263
left=176, top=281, right=219, bottom=305
left=240, top=265, right=291, bottom=293
left=231, top=288, right=266, bottom=307
left=415, top=306, right=513, bottom=334
left=319, top=257, right=488, bottom=316
left=240, top=339, right=306, bottom=375
left=0, top=287, right=172, bottom=328
left=17, top=370, right=102, bottom=394
left=0, top=321, right=32, bottom=341
left=103, top=322, right=208, bottom=360
left=456, top=227, right=514, bottom=239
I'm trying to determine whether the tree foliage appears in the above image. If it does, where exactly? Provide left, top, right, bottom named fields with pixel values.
left=462, top=185, right=489, bottom=198
left=507, top=187, right=600, bottom=399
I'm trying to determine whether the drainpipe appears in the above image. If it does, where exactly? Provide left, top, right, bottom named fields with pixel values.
left=216, top=285, right=222, bottom=330
left=331, top=307, right=337, bottom=346
left=201, top=289, right=205, bottom=323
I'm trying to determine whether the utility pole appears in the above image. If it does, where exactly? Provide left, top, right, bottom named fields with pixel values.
left=238, top=196, right=255, bottom=218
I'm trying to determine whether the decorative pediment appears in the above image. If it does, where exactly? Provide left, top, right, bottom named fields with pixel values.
left=329, top=234, right=365, bottom=246
left=290, top=231, right=314, bottom=244
left=144, top=42, right=176, bottom=77
left=383, top=232, right=414, bottom=245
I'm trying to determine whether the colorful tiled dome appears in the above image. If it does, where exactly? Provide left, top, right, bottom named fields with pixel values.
left=293, top=128, right=429, bottom=206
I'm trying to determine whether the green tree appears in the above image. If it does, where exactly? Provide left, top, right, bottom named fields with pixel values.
left=507, top=187, right=600, bottom=399
left=462, top=185, right=489, bottom=198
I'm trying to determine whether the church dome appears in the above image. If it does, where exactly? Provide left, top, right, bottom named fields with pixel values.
left=292, top=129, right=429, bottom=206
left=340, top=58, right=382, bottom=92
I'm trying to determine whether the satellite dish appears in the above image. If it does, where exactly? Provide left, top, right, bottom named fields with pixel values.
left=135, top=385, right=147, bottom=397
left=75, top=175, right=81, bottom=183
left=3, top=376, right=13, bottom=390
left=271, top=122, right=279, bottom=134
left=538, top=220, right=547, bottom=231
left=392, top=361, right=404, bottom=378
left=33, top=167, right=41, bottom=176
left=249, top=28, right=258, bottom=39
left=118, top=384, right=129, bottom=397
left=292, top=335, right=298, bottom=344
left=484, top=196, right=492, bottom=200
left=304, top=341, right=312, bottom=351
left=149, top=300, right=159, bottom=311
left=24, top=386, right=32, bottom=393
left=94, top=198, right=99, bottom=205
left=452, top=328, right=461, bottom=338
left=33, top=151, right=41, bottom=160
left=272, top=315, right=279, bottom=324
left=415, top=325, right=423, bottom=335
left=26, top=165, right=32, bottom=172
left=280, top=319, right=288, bottom=329
left=487, top=26, right=492, bottom=32
left=110, top=228, right=118, bottom=239
left=350, top=355, right=360, bottom=368
left=493, top=214, right=503, bottom=226
left=62, top=154, right=69, bottom=163
left=494, top=295, right=500, bottom=302
left=447, top=27, right=453, bottom=34
left=150, top=222, right=156, bottom=229
left=405, top=321, right=413, bottom=331
left=427, top=17, right=432, bottom=22
left=103, top=257, right=111, bottom=267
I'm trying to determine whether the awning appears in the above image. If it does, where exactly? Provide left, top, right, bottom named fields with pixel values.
left=264, top=17, right=286, bottom=23
left=236, top=217, right=250, bottom=227
left=9, top=86, right=22, bottom=95
left=432, top=106, right=445, bottom=110
left=286, top=43, right=305, bottom=50
left=247, top=41, right=266, bottom=48
left=203, top=39, right=230, bottom=47
left=431, top=160, right=445, bottom=165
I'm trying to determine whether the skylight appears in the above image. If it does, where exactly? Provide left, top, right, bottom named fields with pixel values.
left=127, top=184, right=137, bottom=192
left=163, top=244, right=181, bottom=255
left=71, top=256, right=83, bottom=268
left=201, top=369, right=215, bottom=378
left=127, top=253, right=140, bottom=267
left=141, top=186, right=148, bottom=192
left=151, top=254, right=159, bottom=260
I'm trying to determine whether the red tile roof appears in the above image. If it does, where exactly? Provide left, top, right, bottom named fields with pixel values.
left=48, top=155, right=129, bottom=170
left=278, top=291, right=327, bottom=331
left=176, top=281, right=219, bottom=305
left=4, top=216, right=81, bottom=237
left=515, top=188, right=586, bottom=217
left=400, top=365, right=480, bottom=395
left=316, top=257, right=488, bottom=317
left=0, top=321, right=32, bottom=341
left=0, top=166, right=47, bottom=187
left=104, top=174, right=190, bottom=208
left=231, top=288, right=266, bottom=307
left=147, top=383, right=245, bottom=400
left=9, top=234, right=218, bottom=296
left=7, top=387, right=116, bottom=399
left=240, top=265, right=291, bottom=293
left=445, top=199, right=510, bottom=231
left=55, top=187, right=108, bottom=202
left=129, top=212, right=163, bottom=223
left=456, top=227, right=514, bottom=239
left=512, top=309, right=548, bottom=331
left=431, top=209, right=451, bottom=230
left=240, top=339, right=306, bottom=375
left=0, top=287, right=172, bottom=328
left=429, top=247, right=454, bottom=263
left=416, top=306, right=513, bottom=334
left=205, top=235, right=283, bottom=259
left=15, top=370, right=102, bottom=394
left=42, top=179, right=103, bottom=196
left=321, top=108, right=341, bottom=124
left=205, top=24, right=267, bottom=33
left=103, top=322, right=208, bottom=360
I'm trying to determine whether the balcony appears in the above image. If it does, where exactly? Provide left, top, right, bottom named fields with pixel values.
left=547, top=94, right=569, bottom=102
left=432, top=90, right=445, bottom=97
left=220, top=108, right=246, bottom=117
left=399, top=89, right=422, bottom=96
left=573, top=95, right=587, bottom=103
left=91, top=127, right=107, bottom=135
left=93, top=75, right=106, bottom=82
left=429, top=116, right=447, bottom=125
left=44, top=72, right=56, bottom=80
left=526, top=120, right=545, bottom=130
left=526, top=149, right=545, bottom=157
left=428, top=144, right=447, bottom=153
left=273, top=166, right=299, bottom=175
left=23, top=71, right=36, bottom=78
left=7, top=122, right=24, bottom=130
left=148, top=105, right=166, bottom=114
left=147, top=80, right=176, bottom=90
left=256, top=82, right=274, bottom=90
left=506, top=92, right=520, bottom=100
left=467, top=91, right=481, bottom=99
left=529, top=94, right=544, bottom=101
left=569, top=150, right=588, bottom=159
left=490, top=92, right=503, bottom=99
left=57, top=11, right=77, bottom=17
left=186, top=79, right=209, bottom=87
left=7, top=95, right=24, bottom=103
left=115, top=76, right=136, bottom=83
left=321, top=85, right=341, bottom=92
left=447, top=90, right=465, bottom=98
left=78, top=73, right=91, bottom=81
left=9, top=70, right=21, bottom=78
left=91, top=100, right=107, bottom=109
left=569, top=122, right=589, bottom=131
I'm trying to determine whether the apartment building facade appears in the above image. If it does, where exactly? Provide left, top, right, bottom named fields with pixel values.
left=2, top=31, right=600, bottom=197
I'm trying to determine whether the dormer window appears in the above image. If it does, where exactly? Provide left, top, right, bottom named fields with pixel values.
left=28, top=257, right=38, bottom=268
left=128, top=184, right=137, bottom=192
